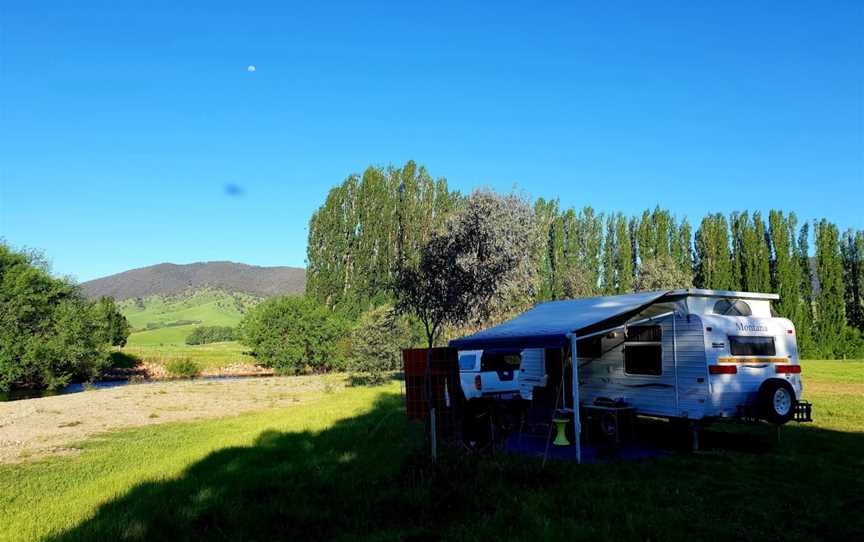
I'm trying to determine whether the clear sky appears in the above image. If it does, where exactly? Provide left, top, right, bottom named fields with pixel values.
left=1, top=1, right=862, bottom=282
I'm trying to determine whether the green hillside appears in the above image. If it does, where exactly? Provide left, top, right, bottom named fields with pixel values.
left=119, top=289, right=262, bottom=346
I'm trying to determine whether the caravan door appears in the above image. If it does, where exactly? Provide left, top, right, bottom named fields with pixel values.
left=519, top=348, right=547, bottom=400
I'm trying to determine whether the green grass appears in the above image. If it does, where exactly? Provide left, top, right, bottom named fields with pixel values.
left=1, top=363, right=862, bottom=541
left=119, top=289, right=261, bottom=345
left=121, top=341, right=253, bottom=371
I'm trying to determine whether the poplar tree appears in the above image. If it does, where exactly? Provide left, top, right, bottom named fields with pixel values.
left=768, top=211, right=808, bottom=336
left=676, top=218, right=694, bottom=281
left=615, top=213, right=634, bottom=293
left=695, top=214, right=733, bottom=290
left=533, top=198, right=560, bottom=302
left=814, top=220, right=846, bottom=356
left=841, top=229, right=864, bottom=331
left=602, top=215, right=616, bottom=294
left=796, top=223, right=815, bottom=354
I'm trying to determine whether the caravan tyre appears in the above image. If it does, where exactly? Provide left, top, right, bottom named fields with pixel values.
left=758, top=379, right=796, bottom=425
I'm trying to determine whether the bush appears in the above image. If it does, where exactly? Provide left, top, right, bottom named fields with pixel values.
left=166, top=358, right=201, bottom=378
left=185, top=326, right=236, bottom=345
left=349, top=305, right=418, bottom=384
left=0, top=243, right=113, bottom=390
left=836, top=327, right=864, bottom=359
left=238, top=295, right=348, bottom=374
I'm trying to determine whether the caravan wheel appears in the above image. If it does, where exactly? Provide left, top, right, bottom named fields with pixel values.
left=758, top=379, right=796, bottom=425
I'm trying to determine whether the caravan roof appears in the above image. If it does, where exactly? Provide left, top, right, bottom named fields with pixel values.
left=448, top=288, right=779, bottom=351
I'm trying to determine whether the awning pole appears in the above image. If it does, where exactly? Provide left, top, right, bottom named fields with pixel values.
left=569, top=334, right=581, bottom=464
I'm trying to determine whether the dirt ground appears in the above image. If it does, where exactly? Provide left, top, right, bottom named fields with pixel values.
left=0, top=375, right=341, bottom=463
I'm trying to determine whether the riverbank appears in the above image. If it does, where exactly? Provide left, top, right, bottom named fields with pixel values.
left=0, top=374, right=347, bottom=463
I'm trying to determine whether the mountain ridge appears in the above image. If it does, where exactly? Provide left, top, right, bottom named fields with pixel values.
left=81, top=261, right=305, bottom=300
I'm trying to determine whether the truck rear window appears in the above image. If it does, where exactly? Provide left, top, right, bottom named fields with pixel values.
left=729, top=336, right=775, bottom=356
left=458, top=354, right=478, bottom=371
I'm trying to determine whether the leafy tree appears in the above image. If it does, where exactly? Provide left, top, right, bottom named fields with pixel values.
left=238, top=296, right=347, bottom=374
left=0, top=243, right=110, bottom=390
left=768, top=211, right=807, bottom=333
left=731, top=211, right=771, bottom=292
left=93, top=297, right=131, bottom=347
left=796, top=222, right=815, bottom=354
left=306, top=161, right=458, bottom=316
left=634, top=255, right=694, bottom=291
left=615, top=213, right=634, bottom=293
left=185, top=325, right=236, bottom=345
left=673, top=218, right=693, bottom=280
left=394, top=190, right=536, bottom=347
left=841, top=229, right=864, bottom=331
left=695, top=213, right=733, bottom=289
left=814, top=220, right=846, bottom=357
left=601, top=215, right=616, bottom=294
left=348, top=305, right=418, bottom=384
left=533, top=198, right=560, bottom=301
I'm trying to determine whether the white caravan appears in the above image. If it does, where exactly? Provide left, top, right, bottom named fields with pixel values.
left=452, top=289, right=810, bottom=426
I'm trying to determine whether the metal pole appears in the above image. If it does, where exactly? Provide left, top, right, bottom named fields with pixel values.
left=430, top=407, right=438, bottom=462
left=672, top=313, right=680, bottom=416
left=569, top=334, right=582, bottom=464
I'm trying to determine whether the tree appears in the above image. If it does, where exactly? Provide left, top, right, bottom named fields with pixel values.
left=349, top=305, right=418, bottom=384
left=615, top=213, right=634, bottom=293
left=394, top=190, right=536, bottom=347
left=695, top=213, right=733, bottom=289
left=634, top=255, right=694, bottom=291
left=673, top=218, right=693, bottom=281
left=305, top=161, right=459, bottom=316
left=93, top=297, right=131, bottom=347
left=814, top=220, right=846, bottom=357
left=238, top=296, right=347, bottom=374
left=601, top=215, right=616, bottom=294
left=0, top=243, right=111, bottom=390
left=796, top=222, right=815, bottom=354
left=768, top=211, right=803, bottom=322
left=841, top=229, right=864, bottom=331
left=185, top=325, right=236, bottom=345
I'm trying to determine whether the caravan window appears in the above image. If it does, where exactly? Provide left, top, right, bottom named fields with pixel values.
left=623, top=325, right=662, bottom=376
left=729, top=336, right=776, bottom=356
left=713, top=299, right=752, bottom=316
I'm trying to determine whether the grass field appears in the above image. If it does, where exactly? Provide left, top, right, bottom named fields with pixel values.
left=1, top=360, right=861, bottom=541
left=121, top=341, right=254, bottom=371
left=119, top=289, right=261, bottom=346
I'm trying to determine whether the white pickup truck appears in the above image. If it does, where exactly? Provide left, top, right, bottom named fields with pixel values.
left=458, top=349, right=522, bottom=401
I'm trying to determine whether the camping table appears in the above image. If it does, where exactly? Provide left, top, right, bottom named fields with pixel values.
left=584, top=405, right=636, bottom=446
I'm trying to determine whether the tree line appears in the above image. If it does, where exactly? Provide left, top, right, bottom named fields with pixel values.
left=306, top=161, right=864, bottom=359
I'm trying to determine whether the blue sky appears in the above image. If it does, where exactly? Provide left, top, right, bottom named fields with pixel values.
left=1, top=1, right=862, bottom=282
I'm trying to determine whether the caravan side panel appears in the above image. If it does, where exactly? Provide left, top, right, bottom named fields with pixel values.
left=578, top=313, right=709, bottom=419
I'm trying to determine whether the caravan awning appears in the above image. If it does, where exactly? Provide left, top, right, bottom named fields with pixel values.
left=449, top=290, right=671, bottom=350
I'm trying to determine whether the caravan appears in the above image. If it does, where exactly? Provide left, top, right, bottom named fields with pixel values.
left=452, top=289, right=811, bottom=433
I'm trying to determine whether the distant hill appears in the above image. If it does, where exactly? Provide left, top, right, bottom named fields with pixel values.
left=81, top=261, right=305, bottom=300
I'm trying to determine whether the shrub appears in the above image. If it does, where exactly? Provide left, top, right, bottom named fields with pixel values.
left=166, top=358, right=201, bottom=378
left=238, top=295, right=348, bottom=374
left=349, top=305, right=418, bottom=384
left=185, top=326, right=236, bottom=345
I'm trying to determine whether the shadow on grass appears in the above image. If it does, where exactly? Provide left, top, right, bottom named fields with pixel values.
left=49, top=395, right=864, bottom=542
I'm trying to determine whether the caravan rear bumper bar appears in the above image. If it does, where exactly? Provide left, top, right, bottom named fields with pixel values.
left=793, top=401, right=813, bottom=423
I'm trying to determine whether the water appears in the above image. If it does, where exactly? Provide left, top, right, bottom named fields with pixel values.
left=0, top=375, right=272, bottom=402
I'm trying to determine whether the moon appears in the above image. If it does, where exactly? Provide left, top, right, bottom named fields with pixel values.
left=247, top=65, right=256, bottom=73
